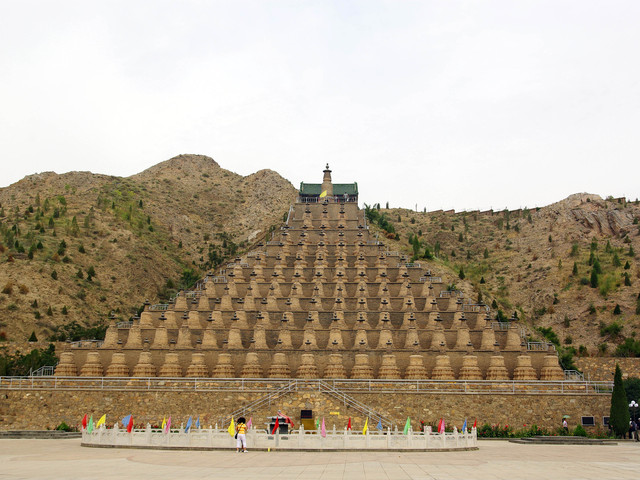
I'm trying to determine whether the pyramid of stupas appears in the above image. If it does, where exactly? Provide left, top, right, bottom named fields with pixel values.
left=56, top=165, right=564, bottom=381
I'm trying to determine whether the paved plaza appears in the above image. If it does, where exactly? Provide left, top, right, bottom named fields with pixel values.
left=0, top=438, right=639, bottom=479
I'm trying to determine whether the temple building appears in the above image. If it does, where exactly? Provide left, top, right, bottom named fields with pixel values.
left=56, top=166, right=564, bottom=381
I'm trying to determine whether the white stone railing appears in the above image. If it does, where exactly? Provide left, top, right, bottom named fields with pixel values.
left=81, top=424, right=477, bottom=451
left=0, top=377, right=614, bottom=395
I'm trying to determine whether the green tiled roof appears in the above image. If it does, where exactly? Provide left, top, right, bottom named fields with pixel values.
left=299, top=183, right=358, bottom=195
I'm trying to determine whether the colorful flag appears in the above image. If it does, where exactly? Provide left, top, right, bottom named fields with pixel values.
left=228, top=418, right=235, bottom=436
left=127, top=416, right=134, bottom=433
left=376, top=419, right=383, bottom=431
left=185, top=416, right=193, bottom=433
left=161, top=417, right=166, bottom=430
left=319, top=190, right=327, bottom=198
left=247, top=417, right=252, bottom=429
left=403, top=417, right=411, bottom=435
left=195, top=416, right=200, bottom=429
left=347, top=417, right=352, bottom=431
left=473, top=418, right=477, bottom=429
left=362, top=418, right=368, bottom=435
left=121, top=415, right=131, bottom=428
left=87, top=415, right=94, bottom=433
left=164, top=416, right=172, bottom=434
left=81, top=414, right=87, bottom=429
left=438, top=418, right=445, bottom=434
left=462, top=419, right=467, bottom=433
left=271, top=417, right=279, bottom=435
left=316, top=418, right=320, bottom=430
left=96, top=414, right=106, bottom=428
left=320, top=418, right=326, bottom=438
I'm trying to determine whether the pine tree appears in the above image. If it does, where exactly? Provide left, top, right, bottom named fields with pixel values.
left=572, top=262, right=578, bottom=276
left=28, top=331, right=37, bottom=342
left=609, top=364, right=630, bottom=437
left=459, top=267, right=465, bottom=280
left=613, top=304, right=621, bottom=315
left=613, top=253, right=621, bottom=267
left=590, top=269, right=599, bottom=288
left=593, top=258, right=602, bottom=274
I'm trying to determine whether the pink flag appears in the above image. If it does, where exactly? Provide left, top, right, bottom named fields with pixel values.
left=438, top=418, right=445, bottom=434
left=164, top=416, right=171, bottom=434
left=247, top=417, right=252, bottom=429
left=320, top=417, right=326, bottom=438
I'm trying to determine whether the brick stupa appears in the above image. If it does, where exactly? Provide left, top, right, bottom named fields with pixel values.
left=57, top=165, right=564, bottom=380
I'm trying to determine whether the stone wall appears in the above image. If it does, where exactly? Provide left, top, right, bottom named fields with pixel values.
left=575, top=357, right=640, bottom=381
left=0, top=388, right=610, bottom=432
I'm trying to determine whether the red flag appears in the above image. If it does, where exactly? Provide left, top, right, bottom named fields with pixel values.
left=438, top=418, right=445, bottom=434
left=347, top=417, right=352, bottom=430
left=271, top=417, right=280, bottom=435
left=127, top=416, right=134, bottom=433
left=473, top=418, right=477, bottom=429
left=82, top=414, right=87, bottom=429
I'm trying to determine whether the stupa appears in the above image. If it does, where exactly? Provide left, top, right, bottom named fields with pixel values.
left=58, top=165, right=560, bottom=379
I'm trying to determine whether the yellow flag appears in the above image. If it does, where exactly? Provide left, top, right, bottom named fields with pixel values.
left=161, top=417, right=166, bottom=430
left=96, top=414, right=106, bottom=428
left=319, top=190, right=327, bottom=198
left=228, top=418, right=235, bottom=436
left=362, top=418, right=368, bottom=435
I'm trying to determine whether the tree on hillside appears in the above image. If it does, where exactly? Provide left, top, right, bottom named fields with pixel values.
left=609, top=364, right=630, bottom=437
left=590, top=269, right=599, bottom=288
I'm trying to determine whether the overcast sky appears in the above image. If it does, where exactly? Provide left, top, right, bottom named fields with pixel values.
left=1, top=1, right=639, bottom=211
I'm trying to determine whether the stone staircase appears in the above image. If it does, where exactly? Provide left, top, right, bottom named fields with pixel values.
left=509, top=436, right=617, bottom=445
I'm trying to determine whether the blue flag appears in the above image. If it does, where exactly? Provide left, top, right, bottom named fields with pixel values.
left=195, top=416, right=200, bottom=429
left=462, top=419, right=467, bottom=433
left=185, top=416, right=193, bottom=433
left=376, top=419, right=383, bottom=431
left=121, top=415, right=131, bottom=428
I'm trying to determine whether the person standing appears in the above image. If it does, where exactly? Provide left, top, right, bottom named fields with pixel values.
left=562, top=418, right=568, bottom=434
left=236, top=417, right=248, bottom=453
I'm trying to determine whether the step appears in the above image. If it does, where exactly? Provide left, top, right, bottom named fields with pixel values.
left=0, top=430, right=81, bottom=439
left=509, top=436, right=616, bottom=445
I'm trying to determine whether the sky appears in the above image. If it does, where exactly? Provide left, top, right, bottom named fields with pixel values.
left=1, top=0, right=639, bottom=212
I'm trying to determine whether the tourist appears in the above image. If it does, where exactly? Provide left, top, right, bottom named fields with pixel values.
left=562, top=418, right=568, bottom=434
left=236, top=417, right=247, bottom=453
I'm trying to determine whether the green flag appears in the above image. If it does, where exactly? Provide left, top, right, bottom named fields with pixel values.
left=403, top=417, right=411, bottom=435
left=316, top=418, right=320, bottom=430
left=87, top=415, right=94, bottom=433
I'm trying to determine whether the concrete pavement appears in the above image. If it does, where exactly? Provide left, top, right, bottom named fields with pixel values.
left=0, top=438, right=638, bottom=479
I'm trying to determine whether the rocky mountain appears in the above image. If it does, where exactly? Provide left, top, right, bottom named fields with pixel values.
left=371, top=193, right=640, bottom=359
left=0, top=155, right=296, bottom=348
left=1, top=155, right=639, bottom=365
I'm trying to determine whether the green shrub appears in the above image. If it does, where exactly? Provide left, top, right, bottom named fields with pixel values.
left=573, top=425, right=587, bottom=436
left=55, top=422, right=72, bottom=432
left=614, top=338, right=640, bottom=357
left=600, top=321, right=623, bottom=338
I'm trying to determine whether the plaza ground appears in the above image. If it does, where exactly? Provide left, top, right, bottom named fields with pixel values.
left=1, top=438, right=638, bottom=479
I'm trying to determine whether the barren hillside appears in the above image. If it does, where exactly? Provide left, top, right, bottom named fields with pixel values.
left=0, top=155, right=296, bottom=347
left=368, top=193, right=640, bottom=362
